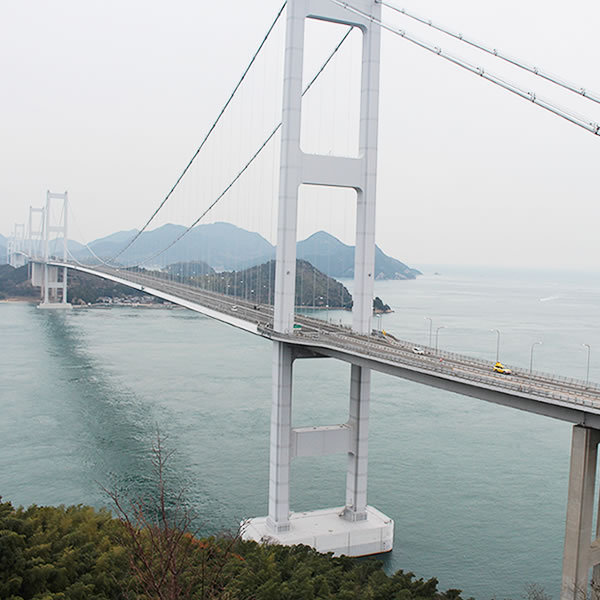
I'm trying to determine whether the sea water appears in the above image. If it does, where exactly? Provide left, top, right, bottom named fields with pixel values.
left=2, top=266, right=600, bottom=599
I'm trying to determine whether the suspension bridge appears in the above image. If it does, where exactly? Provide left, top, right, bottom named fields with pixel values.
left=6, top=1, right=600, bottom=597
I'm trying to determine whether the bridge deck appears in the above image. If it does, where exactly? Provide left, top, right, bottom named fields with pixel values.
left=47, top=260, right=600, bottom=428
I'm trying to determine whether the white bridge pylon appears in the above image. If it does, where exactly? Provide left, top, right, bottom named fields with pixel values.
left=30, top=191, right=72, bottom=310
left=7, top=223, right=26, bottom=268
left=242, top=0, right=394, bottom=556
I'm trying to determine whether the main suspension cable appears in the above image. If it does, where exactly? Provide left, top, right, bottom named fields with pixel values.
left=377, top=0, right=600, bottom=106
left=109, top=1, right=288, bottom=264
left=136, top=26, right=355, bottom=267
left=332, top=0, right=600, bottom=136
left=67, top=203, right=115, bottom=267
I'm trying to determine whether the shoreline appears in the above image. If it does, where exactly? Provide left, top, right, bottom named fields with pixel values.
left=0, top=297, right=394, bottom=314
left=76, top=302, right=180, bottom=310
left=0, top=297, right=38, bottom=304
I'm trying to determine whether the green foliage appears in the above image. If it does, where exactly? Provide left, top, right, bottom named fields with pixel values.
left=223, top=541, right=464, bottom=600
left=0, top=265, right=37, bottom=298
left=196, top=259, right=353, bottom=309
left=65, top=270, right=149, bottom=305
left=0, top=264, right=146, bottom=304
left=0, top=499, right=130, bottom=599
left=0, top=499, right=466, bottom=600
left=373, top=297, right=391, bottom=313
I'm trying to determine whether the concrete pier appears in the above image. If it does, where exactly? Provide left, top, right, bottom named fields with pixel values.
left=243, top=506, right=393, bottom=557
left=561, top=426, right=600, bottom=600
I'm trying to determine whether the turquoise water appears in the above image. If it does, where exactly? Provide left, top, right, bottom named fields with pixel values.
left=2, top=267, right=600, bottom=598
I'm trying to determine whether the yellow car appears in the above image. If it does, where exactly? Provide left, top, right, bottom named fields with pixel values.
left=493, top=362, right=512, bottom=375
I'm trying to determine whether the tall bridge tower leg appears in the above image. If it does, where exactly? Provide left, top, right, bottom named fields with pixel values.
left=38, top=190, right=72, bottom=310
left=561, top=425, right=600, bottom=600
left=266, top=342, right=294, bottom=533
left=243, top=0, right=393, bottom=556
left=344, top=365, right=371, bottom=522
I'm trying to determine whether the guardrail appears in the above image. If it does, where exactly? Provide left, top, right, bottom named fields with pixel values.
left=49, top=260, right=600, bottom=404
left=286, top=329, right=600, bottom=409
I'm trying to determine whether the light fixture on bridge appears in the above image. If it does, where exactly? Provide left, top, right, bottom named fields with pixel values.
left=435, top=325, right=446, bottom=351
left=529, top=341, right=543, bottom=373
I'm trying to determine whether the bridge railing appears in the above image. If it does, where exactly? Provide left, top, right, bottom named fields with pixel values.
left=298, top=330, right=600, bottom=408
left=115, top=263, right=600, bottom=394
left=291, top=323, right=600, bottom=401
left=380, top=335, right=600, bottom=393
left=56, top=259, right=600, bottom=399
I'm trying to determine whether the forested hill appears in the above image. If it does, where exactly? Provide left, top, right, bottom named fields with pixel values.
left=0, top=264, right=147, bottom=304
left=0, top=259, right=393, bottom=311
left=0, top=264, right=36, bottom=299
left=198, top=259, right=353, bottom=309
left=0, top=261, right=354, bottom=309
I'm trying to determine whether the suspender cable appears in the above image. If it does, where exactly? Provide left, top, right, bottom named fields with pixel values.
left=137, top=124, right=281, bottom=266
left=376, top=0, right=600, bottom=106
left=331, top=0, right=600, bottom=137
left=134, top=26, right=355, bottom=267
left=109, top=1, right=288, bottom=264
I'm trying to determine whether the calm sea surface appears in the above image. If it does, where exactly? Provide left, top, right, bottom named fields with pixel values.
left=2, top=266, right=600, bottom=599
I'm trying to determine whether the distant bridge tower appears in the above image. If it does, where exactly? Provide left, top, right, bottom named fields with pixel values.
left=7, top=223, right=26, bottom=268
left=31, top=191, right=72, bottom=309
left=243, top=0, right=393, bottom=556
left=28, top=205, right=45, bottom=259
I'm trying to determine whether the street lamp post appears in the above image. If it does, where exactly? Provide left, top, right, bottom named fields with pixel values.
left=583, top=343, right=591, bottom=386
left=435, top=326, right=446, bottom=352
left=491, top=329, right=500, bottom=363
left=425, top=317, right=433, bottom=347
left=530, top=341, right=542, bottom=374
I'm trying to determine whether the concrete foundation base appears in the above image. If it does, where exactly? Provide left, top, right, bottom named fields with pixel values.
left=37, top=303, right=72, bottom=310
left=242, top=506, right=393, bottom=557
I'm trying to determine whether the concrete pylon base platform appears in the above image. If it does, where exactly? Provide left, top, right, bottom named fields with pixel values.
left=242, top=506, right=394, bottom=557
left=37, top=303, right=72, bottom=310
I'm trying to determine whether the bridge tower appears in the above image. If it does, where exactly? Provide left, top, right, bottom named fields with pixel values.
left=34, top=191, right=72, bottom=310
left=28, top=206, right=45, bottom=259
left=243, top=0, right=393, bottom=556
left=7, top=223, right=26, bottom=268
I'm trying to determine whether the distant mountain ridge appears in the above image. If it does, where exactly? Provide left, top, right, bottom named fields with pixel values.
left=297, top=231, right=420, bottom=280
left=66, top=222, right=419, bottom=280
left=73, top=222, right=273, bottom=271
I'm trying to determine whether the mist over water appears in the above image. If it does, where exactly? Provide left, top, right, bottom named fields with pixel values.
left=2, top=267, right=600, bottom=598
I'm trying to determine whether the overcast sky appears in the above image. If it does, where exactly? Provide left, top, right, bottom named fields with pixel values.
left=2, top=0, right=599, bottom=270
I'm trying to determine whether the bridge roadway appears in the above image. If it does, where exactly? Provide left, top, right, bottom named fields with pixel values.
left=52, top=260, right=600, bottom=429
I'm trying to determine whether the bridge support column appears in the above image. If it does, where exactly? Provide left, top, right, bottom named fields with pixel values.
left=244, top=352, right=393, bottom=556
left=561, top=425, right=600, bottom=600
left=266, top=341, right=294, bottom=533
left=343, top=365, right=370, bottom=521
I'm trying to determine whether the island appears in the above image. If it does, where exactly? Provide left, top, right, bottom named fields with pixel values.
left=0, top=260, right=392, bottom=313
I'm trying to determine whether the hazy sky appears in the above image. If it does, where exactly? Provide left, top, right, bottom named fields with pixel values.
left=2, top=0, right=599, bottom=270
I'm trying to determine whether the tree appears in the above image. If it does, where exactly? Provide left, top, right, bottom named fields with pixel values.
left=105, top=432, right=242, bottom=600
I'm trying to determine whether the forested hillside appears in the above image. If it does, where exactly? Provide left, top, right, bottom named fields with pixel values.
left=0, top=499, right=465, bottom=600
